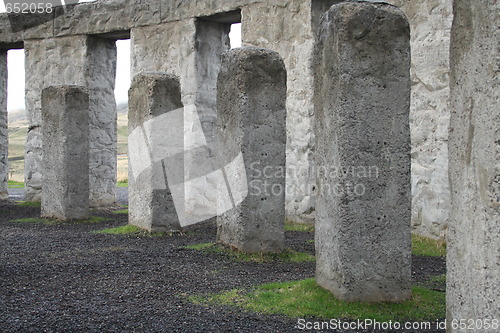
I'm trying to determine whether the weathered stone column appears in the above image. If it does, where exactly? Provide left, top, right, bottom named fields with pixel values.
left=447, top=0, right=499, bottom=330
left=0, top=50, right=7, bottom=200
left=87, top=37, right=117, bottom=208
left=128, top=73, right=183, bottom=232
left=24, top=36, right=116, bottom=206
left=41, top=85, right=89, bottom=220
left=313, top=2, right=411, bottom=302
left=216, top=47, right=287, bottom=253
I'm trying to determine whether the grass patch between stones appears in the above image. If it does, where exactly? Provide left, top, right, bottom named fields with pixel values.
left=9, top=216, right=110, bottom=225
left=184, top=243, right=315, bottom=263
left=116, top=181, right=128, bottom=188
left=16, top=201, right=41, bottom=208
left=190, top=278, right=445, bottom=322
left=92, top=224, right=184, bottom=237
left=113, top=209, right=128, bottom=215
left=8, top=180, right=24, bottom=188
left=412, top=234, right=446, bottom=257
left=284, top=222, right=315, bottom=232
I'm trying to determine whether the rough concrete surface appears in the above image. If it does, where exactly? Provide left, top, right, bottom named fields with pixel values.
left=314, top=1, right=412, bottom=302
left=41, top=85, right=89, bottom=220
left=24, top=35, right=117, bottom=206
left=0, top=50, right=7, bottom=200
left=447, top=0, right=500, bottom=330
left=128, top=72, right=183, bottom=232
left=387, top=0, right=453, bottom=239
left=242, top=0, right=318, bottom=224
left=216, top=47, right=287, bottom=253
left=0, top=0, right=457, bottom=239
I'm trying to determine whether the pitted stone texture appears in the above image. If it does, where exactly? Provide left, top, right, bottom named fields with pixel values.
left=314, top=2, right=411, bottom=302
left=447, top=0, right=499, bottom=329
left=131, top=20, right=197, bottom=106
left=0, top=51, right=7, bottom=200
left=242, top=0, right=319, bottom=224
left=24, top=37, right=87, bottom=202
left=54, top=0, right=160, bottom=37
left=386, top=0, right=453, bottom=239
left=87, top=37, right=117, bottom=207
left=24, top=36, right=117, bottom=206
left=132, top=19, right=230, bottom=211
left=128, top=73, right=183, bottom=232
left=216, top=47, right=286, bottom=253
left=41, top=85, right=89, bottom=220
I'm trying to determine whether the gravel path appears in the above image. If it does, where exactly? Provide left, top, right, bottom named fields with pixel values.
left=0, top=200, right=445, bottom=332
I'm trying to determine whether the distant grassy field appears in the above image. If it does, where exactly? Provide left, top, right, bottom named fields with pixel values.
left=7, top=112, right=129, bottom=183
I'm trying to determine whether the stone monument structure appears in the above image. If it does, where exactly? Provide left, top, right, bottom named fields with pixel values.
left=216, top=47, right=287, bottom=253
left=314, top=1, right=411, bottom=302
left=447, top=0, right=499, bottom=329
left=0, top=0, right=454, bottom=239
left=41, top=85, right=89, bottom=220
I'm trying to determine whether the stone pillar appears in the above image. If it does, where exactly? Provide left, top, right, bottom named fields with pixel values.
left=41, top=85, right=89, bottom=220
left=131, top=19, right=231, bottom=225
left=313, top=2, right=411, bottom=302
left=447, top=0, right=499, bottom=330
left=87, top=37, right=117, bottom=207
left=0, top=50, right=7, bottom=200
left=128, top=73, right=183, bottom=232
left=242, top=0, right=317, bottom=224
left=24, top=36, right=117, bottom=206
left=386, top=0, right=453, bottom=240
left=216, top=47, right=287, bottom=253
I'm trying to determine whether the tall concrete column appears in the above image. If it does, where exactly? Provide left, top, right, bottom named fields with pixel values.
left=447, top=0, right=499, bottom=330
left=41, top=85, right=89, bottom=220
left=242, top=0, right=317, bottom=224
left=87, top=37, right=117, bottom=207
left=24, top=36, right=116, bottom=206
left=0, top=50, right=7, bottom=200
left=313, top=2, right=411, bottom=302
left=131, top=19, right=230, bottom=223
left=216, top=47, right=287, bottom=253
left=128, top=73, right=183, bottom=232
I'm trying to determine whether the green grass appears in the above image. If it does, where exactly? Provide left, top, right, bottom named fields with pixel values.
left=184, top=243, right=315, bottom=263
left=412, top=234, right=446, bottom=257
left=8, top=216, right=110, bottom=225
left=9, top=217, right=45, bottom=223
left=113, top=209, right=128, bottom=214
left=285, top=222, right=315, bottom=232
left=16, top=201, right=41, bottom=208
left=117, top=181, right=128, bottom=187
left=429, top=274, right=446, bottom=284
left=93, top=224, right=170, bottom=237
left=191, top=278, right=445, bottom=322
left=8, top=180, right=24, bottom=188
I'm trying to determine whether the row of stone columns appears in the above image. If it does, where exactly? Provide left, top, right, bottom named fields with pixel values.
left=125, top=2, right=412, bottom=303
left=1, top=0, right=495, bottom=326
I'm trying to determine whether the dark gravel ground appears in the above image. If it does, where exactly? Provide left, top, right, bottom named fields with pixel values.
left=0, top=194, right=445, bottom=333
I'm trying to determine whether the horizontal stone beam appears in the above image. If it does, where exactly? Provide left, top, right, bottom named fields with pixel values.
left=0, top=0, right=258, bottom=46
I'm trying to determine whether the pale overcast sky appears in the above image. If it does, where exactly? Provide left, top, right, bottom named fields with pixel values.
left=3, top=8, right=241, bottom=111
